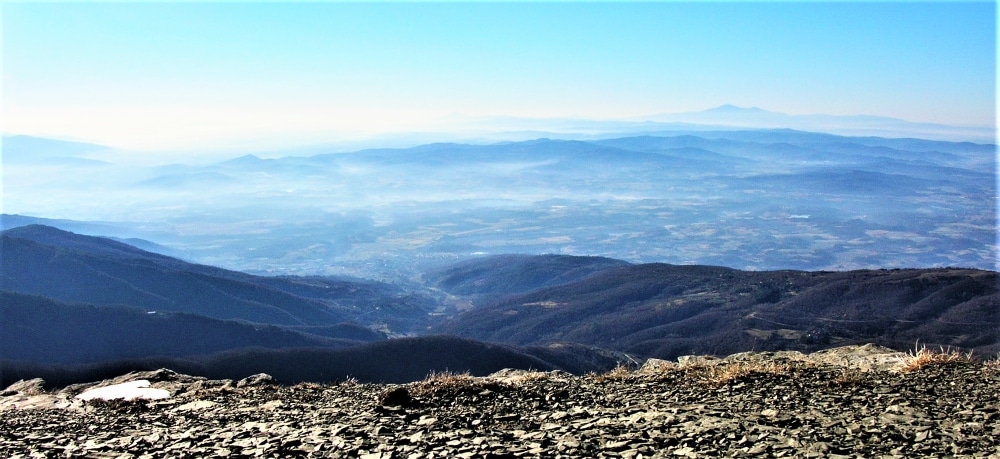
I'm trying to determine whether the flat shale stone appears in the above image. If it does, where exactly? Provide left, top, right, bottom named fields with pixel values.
left=2, top=349, right=998, bottom=457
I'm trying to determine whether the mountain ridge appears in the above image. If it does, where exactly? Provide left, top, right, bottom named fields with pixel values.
left=3, top=225, right=997, bottom=389
left=0, top=225, right=439, bottom=330
left=434, top=262, right=999, bottom=359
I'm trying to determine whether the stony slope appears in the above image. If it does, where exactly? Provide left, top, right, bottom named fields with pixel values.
left=2, top=346, right=998, bottom=457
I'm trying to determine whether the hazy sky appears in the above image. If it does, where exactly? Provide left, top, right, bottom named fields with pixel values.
left=3, top=1, right=996, bottom=151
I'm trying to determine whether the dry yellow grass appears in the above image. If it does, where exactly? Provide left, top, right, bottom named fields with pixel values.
left=290, top=382, right=324, bottom=391
left=693, top=361, right=789, bottom=386
left=901, top=345, right=972, bottom=372
left=503, top=370, right=551, bottom=384
left=592, top=364, right=635, bottom=382
left=410, top=370, right=493, bottom=397
left=420, top=370, right=476, bottom=385
left=636, top=359, right=675, bottom=374
left=831, top=367, right=865, bottom=386
left=982, top=354, right=1000, bottom=375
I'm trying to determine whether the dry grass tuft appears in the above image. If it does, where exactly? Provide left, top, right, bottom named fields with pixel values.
left=337, top=376, right=360, bottom=386
left=901, top=345, right=972, bottom=372
left=982, top=354, right=1000, bottom=376
left=410, top=371, right=502, bottom=397
left=502, top=371, right=551, bottom=384
left=421, top=370, right=476, bottom=386
left=637, top=359, right=676, bottom=374
left=593, top=364, right=635, bottom=382
left=291, top=382, right=324, bottom=391
left=831, top=367, right=865, bottom=387
left=693, top=361, right=789, bottom=386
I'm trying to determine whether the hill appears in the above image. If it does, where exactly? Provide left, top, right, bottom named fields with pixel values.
left=433, top=261, right=999, bottom=359
left=423, top=254, right=629, bottom=304
left=0, top=291, right=373, bottom=365
left=0, top=225, right=438, bottom=332
left=0, top=226, right=629, bottom=385
left=1, top=135, right=112, bottom=165
left=0, top=335, right=623, bottom=388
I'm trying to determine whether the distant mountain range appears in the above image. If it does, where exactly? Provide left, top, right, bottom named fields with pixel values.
left=1, top=135, right=113, bottom=166
left=438, top=105, right=995, bottom=145
left=639, top=105, right=996, bottom=143
left=3, top=127, right=994, bottom=276
left=4, top=105, right=994, bottom=163
left=2, top=225, right=997, bottom=387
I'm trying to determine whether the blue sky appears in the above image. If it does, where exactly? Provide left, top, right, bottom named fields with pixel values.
left=2, top=2, right=996, bottom=151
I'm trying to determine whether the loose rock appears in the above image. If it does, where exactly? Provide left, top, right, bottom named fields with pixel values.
left=2, top=348, right=998, bottom=457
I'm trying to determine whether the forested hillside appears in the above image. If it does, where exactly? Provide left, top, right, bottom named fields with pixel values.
left=434, top=263, right=999, bottom=359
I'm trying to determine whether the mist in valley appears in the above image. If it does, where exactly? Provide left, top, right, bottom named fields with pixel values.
left=3, top=120, right=996, bottom=282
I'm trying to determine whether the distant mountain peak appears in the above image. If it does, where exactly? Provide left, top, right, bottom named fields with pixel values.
left=223, top=153, right=263, bottom=163
left=704, top=104, right=770, bottom=113
left=4, top=223, right=75, bottom=238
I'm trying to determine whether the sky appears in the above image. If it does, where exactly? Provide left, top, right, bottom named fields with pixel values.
left=2, top=1, right=996, bottom=152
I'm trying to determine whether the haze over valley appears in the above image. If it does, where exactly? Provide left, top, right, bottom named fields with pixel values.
left=3, top=112, right=995, bottom=281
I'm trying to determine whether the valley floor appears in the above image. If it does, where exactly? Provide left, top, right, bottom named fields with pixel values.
left=2, top=354, right=998, bottom=458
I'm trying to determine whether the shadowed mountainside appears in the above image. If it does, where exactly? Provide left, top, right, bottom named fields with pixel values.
left=0, top=225, right=438, bottom=331
left=0, top=291, right=380, bottom=365
left=5, top=225, right=997, bottom=388
left=0, top=335, right=623, bottom=388
left=433, top=261, right=999, bottom=359
left=423, top=254, right=629, bottom=305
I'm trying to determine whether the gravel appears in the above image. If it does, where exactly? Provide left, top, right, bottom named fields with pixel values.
left=2, top=347, right=998, bottom=458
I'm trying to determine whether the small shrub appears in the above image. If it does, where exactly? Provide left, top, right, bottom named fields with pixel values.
left=411, top=371, right=498, bottom=397
left=901, top=345, right=972, bottom=372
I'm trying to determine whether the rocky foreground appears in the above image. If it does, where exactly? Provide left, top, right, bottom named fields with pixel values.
left=2, top=345, right=998, bottom=458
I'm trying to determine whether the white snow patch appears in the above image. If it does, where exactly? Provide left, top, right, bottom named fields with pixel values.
left=74, top=380, right=170, bottom=401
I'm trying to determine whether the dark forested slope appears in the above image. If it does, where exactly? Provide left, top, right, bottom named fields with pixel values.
left=433, top=262, right=999, bottom=359
left=423, top=254, right=629, bottom=304
left=0, top=225, right=437, bottom=330
left=0, top=335, right=623, bottom=388
left=0, top=291, right=372, bottom=365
